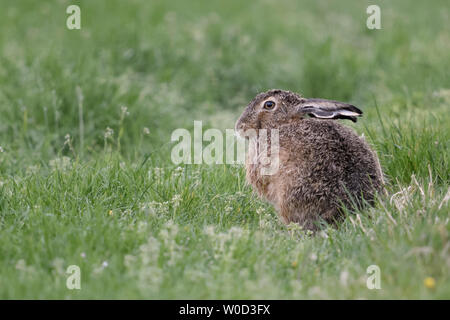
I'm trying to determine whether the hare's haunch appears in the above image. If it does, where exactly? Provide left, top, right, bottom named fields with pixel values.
left=235, top=89, right=383, bottom=230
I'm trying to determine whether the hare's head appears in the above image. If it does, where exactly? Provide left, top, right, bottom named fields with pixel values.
left=235, top=89, right=362, bottom=135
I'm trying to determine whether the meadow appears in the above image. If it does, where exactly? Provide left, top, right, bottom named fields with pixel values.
left=0, top=0, right=448, bottom=299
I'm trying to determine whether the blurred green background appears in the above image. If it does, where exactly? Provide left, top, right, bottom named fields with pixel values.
left=0, top=0, right=448, bottom=299
left=1, top=0, right=448, bottom=168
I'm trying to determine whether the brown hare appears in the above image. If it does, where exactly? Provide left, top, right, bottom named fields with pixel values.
left=235, top=89, right=383, bottom=231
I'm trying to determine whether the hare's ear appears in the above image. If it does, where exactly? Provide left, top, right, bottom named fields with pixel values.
left=297, top=98, right=362, bottom=122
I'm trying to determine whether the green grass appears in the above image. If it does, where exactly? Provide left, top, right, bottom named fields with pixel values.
left=0, top=0, right=449, bottom=299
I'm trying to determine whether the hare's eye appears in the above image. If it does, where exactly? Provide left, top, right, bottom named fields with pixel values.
left=263, top=101, right=276, bottom=110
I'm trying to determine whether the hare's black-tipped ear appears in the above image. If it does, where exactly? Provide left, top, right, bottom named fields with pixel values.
left=297, top=98, right=363, bottom=122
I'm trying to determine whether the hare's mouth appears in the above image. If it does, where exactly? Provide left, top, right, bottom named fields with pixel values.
left=234, top=128, right=247, bottom=139
left=235, top=127, right=258, bottom=140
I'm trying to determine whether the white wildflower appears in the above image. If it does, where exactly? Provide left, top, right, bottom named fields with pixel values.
left=64, top=134, right=71, bottom=145
left=15, top=259, right=35, bottom=273
left=256, top=207, right=265, bottom=215
left=171, top=194, right=182, bottom=208
left=120, top=105, right=129, bottom=117
left=319, top=230, right=329, bottom=239
left=225, top=206, right=233, bottom=214
left=93, top=260, right=109, bottom=275
left=171, top=166, right=184, bottom=178
left=104, top=127, right=114, bottom=139
left=149, top=167, right=164, bottom=181
left=49, top=156, right=72, bottom=171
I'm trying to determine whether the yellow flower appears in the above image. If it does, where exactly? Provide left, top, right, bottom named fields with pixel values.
left=424, top=277, right=436, bottom=289
left=108, top=210, right=113, bottom=216
left=291, top=261, right=298, bottom=268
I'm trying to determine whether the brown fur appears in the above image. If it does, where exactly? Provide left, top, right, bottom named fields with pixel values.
left=236, top=89, right=383, bottom=230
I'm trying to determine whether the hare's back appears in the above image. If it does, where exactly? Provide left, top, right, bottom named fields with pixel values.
left=281, top=119, right=383, bottom=200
